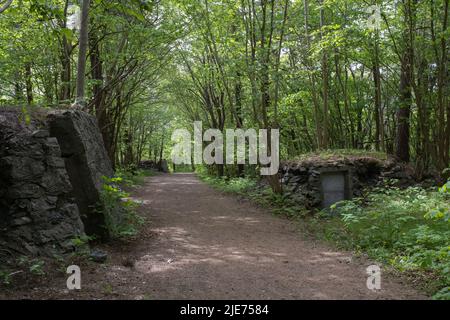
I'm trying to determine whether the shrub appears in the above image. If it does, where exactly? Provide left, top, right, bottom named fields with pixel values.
left=329, top=185, right=450, bottom=299
left=115, top=168, right=155, bottom=187
left=99, top=176, right=144, bottom=239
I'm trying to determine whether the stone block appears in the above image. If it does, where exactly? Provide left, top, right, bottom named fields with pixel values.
left=48, top=110, right=122, bottom=239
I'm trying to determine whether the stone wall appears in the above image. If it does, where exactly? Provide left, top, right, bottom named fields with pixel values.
left=139, top=159, right=168, bottom=173
left=0, top=109, right=85, bottom=257
left=279, top=156, right=417, bottom=209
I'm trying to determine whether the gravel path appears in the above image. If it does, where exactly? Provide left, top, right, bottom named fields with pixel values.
left=125, top=173, right=424, bottom=299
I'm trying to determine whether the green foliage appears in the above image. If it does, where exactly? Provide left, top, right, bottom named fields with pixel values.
left=0, top=269, right=13, bottom=285
left=173, top=164, right=194, bottom=173
left=19, top=106, right=31, bottom=125
left=0, top=256, right=49, bottom=286
left=201, top=175, right=257, bottom=195
left=115, top=168, right=155, bottom=187
left=70, top=235, right=93, bottom=255
left=199, top=172, right=307, bottom=218
left=433, top=287, right=450, bottom=300
left=325, top=186, right=450, bottom=299
left=18, top=256, right=45, bottom=276
left=99, top=176, right=144, bottom=239
left=292, top=149, right=388, bottom=162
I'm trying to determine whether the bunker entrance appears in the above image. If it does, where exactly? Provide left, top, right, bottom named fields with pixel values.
left=320, top=169, right=352, bottom=209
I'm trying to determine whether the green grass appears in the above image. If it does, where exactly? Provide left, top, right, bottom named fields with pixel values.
left=290, top=149, right=388, bottom=162
left=115, top=168, right=155, bottom=187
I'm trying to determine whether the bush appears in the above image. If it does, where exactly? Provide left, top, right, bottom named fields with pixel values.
left=327, top=185, right=450, bottom=299
left=199, top=172, right=307, bottom=218
left=99, top=176, right=144, bottom=239
left=115, top=168, right=155, bottom=187
left=201, top=175, right=257, bottom=194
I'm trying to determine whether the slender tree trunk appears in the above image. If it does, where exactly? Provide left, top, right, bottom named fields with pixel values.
left=396, top=0, right=414, bottom=163
left=372, top=30, right=384, bottom=151
left=319, top=0, right=329, bottom=149
left=304, top=0, right=322, bottom=149
left=25, top=63, right=33, bottom=105
left=396, top=58, right=412, bottom=162
left=60, top=37, right=72, bottom=102
left=59, top=0, right=71, bottom=102
left=235, top=73, right=245, bottom=177
left=415, top=54, right=430, bottom=178
left=74, top=0, right=91, bottom=107
left=437, top=0, right=449, bottom=170
left=89, top=33, right=103, bottom=114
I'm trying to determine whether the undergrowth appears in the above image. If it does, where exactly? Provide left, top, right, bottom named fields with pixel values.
left=115, top=168, right=155, bottom=187
left=291, top=149, right=387, bottom=161
left=198, top=172, right=308, bottom=218
left=99, top=171, right=148, bottom=239
left=321, top=185, right=450, bottom=300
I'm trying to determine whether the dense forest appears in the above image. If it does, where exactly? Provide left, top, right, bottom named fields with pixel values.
left=1, top=0, right=449, bottom=177
left=1, top=0, right=450, bottom=300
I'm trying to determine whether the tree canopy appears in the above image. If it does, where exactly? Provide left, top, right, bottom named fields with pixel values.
left=0, top=0, right=449, bottom=177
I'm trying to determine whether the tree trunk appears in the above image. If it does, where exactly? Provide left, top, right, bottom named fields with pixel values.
left=372, top=31, right=384, bottom=151
left=395, top=0, right=414, bottom=163
left=319, top=0, right=329, bottom=149
left=59, top=0, right=72, bottom=102
left=74, top=0, right=91, bottom=107
left=89, top=33, right=103, bottom=114
left=437, top=0, right=449, bottom=170
left=0, top=0, right=13, bottom=14
left=25, top=63, right=33, bottom=105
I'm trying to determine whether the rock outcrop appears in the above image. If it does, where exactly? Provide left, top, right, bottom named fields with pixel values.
left=0, top=108, right=125, bottom=258
left=48, top=110, right=122, bottom=239
left=0, top=109, right=85, bottom=257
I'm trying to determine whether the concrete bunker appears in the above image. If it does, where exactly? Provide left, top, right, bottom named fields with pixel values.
left=280, top=156, right=416, bottom=210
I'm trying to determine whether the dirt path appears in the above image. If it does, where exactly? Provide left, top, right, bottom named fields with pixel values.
left=2, top=173, right=426, bottom=299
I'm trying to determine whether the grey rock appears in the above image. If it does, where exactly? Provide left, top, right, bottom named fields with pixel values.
left=90, top=250, right=108, bottom=263
left=7, top=183, right=42, bottom=199
left=0, top=156, right=45, bottom=180
left=11, top=217, right=32, bottom=226
left=46, top=196, right=58, bottom=205
left=41, top=169, right=72, bottom=195
left=43, top=138, right=61, bottom=156
left=48, top=110, right=123, bottom=239
left=0, top=108, right=87, bottom=258
left=32, top=130, right=49, bottom=138
left=46, top=156, right=66, bottom=168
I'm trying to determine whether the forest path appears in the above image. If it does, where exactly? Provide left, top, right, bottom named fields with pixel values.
left=109, top=173, right=424, bottom=300
left=2, top=173, right=426, bottom=300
